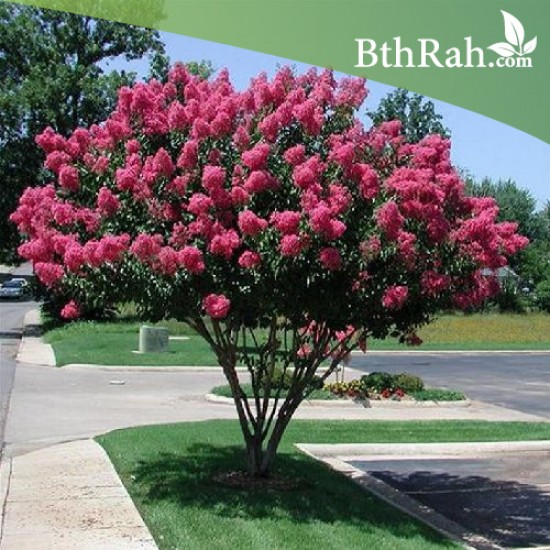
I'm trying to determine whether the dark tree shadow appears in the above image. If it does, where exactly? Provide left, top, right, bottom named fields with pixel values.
left=129, top=444, right=455, bottom=545
left=365, top=467, right=550, bottom=548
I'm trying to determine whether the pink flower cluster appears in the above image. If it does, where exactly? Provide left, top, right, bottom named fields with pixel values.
left=10, top=64, right=527, bottom=327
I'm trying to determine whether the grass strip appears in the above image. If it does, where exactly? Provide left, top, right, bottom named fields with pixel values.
left=97, top=419, right=550, bottom=550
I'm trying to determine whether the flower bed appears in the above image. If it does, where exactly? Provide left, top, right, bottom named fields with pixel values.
left=326, top=371, right=466, bottom=402
left=210, top=371, right=466, bottom=404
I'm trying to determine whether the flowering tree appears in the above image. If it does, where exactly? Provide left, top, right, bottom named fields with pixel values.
left=11, top=65, right=527, bottom=477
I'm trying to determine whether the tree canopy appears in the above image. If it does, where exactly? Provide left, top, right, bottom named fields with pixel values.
left=465, top=177, right=550, bottom=288
left=367, top=88, right=449, bottom=143
left=0, top=4, right=166, bottom=262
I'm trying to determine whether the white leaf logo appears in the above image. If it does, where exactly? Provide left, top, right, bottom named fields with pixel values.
left=501, top=10, right=524, bottom=47
left=487, top=43, right=517, bottom=58
left=488, top=10, right=537, bottom=57
left=523, top=36, right=537, bottom=55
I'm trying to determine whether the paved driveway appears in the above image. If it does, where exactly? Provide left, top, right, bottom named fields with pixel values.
left=351, top=352, right=550, bottom=418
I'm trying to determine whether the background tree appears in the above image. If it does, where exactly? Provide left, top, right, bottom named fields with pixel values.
left=366, top=88, right=450, bottom=143
left=12, top=66, right=526, bottom=477
left=0, top=3, right=166, bottom=263
left=465, top=177, right=550, bottom=289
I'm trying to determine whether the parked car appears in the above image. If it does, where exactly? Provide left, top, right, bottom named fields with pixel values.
left=0, top=278, right=31, bottom=300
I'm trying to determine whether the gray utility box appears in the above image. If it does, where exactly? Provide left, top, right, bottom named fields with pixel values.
left=139, top=326, right=169, bottom=353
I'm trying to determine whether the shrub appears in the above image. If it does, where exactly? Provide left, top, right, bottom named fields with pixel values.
left=394, top=372, right=425, bottom=393
left=535, top=278, right=550, bottom=313
left=360, top=371, right=396, bottom=393
left=493, top=281, right=527, bottom=313
left=410, top=389, right=465, bottom=401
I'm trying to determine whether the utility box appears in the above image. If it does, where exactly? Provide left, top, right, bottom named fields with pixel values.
left=139, top=326, right=169, bottom=353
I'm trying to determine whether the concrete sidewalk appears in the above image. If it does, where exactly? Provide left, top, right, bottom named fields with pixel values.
left=0, top=440, right=156, bottom=550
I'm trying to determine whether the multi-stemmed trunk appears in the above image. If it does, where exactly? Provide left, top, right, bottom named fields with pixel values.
left=188, top=315, right=359, bottom=477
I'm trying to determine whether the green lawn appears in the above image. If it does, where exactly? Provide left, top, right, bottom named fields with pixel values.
left=97, top=420, right=550, bottom=550
left=44, top=320, right=219, bottom=367
left=370, top=313, right=550, bottom=351
left=45, top=313, right=550, bottom=367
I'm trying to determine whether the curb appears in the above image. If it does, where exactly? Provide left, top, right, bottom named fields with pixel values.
left=297, top=440, right=550, bottom=458
left=205, top=393, right=472, bottom=408
left=63, top=364, right=246, bottom=373
left=298, top=450, right=500, bottom=550
left=297, top=441, right=550, bottom=549
left=16, top=309, right=56, bottom=366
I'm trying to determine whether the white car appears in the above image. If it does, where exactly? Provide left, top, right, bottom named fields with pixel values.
left=0, top=278, right=31, bottom=299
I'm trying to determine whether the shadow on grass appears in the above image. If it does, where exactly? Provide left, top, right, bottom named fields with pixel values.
left=130, top=443, right=455, bottom=544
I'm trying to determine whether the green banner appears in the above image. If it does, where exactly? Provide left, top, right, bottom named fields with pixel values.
left=4, top=0, right=549, bottom=143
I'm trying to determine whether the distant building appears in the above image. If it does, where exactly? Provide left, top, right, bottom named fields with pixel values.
left=480, top=266, right=519, bottom=284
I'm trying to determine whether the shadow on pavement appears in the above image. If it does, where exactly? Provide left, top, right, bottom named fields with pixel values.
left=362, top=465, right=550, bottom=548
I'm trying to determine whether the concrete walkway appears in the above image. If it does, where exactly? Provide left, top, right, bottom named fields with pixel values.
left=1, top=310, right=549, bottom=550
left=0, top=440, right=156, bottom=550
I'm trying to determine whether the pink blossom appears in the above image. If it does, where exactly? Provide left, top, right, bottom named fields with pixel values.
left=64, top=244, right=85, bottom=273
left=238, top=250, right=262, bottom=269
left=279, top=234, right=304, bottom=257
left=187, top=193, right=214, bottom=216
left=241, top=143, right=271, bottom=171
left=97, top=187, right=120, bottom=216
left=230, top=186, right=250, bottom=206
left=238, top=210, right=268, bottom=237
left=283, top=145, right=306, bottom=166
left=358, top=164, right=378, bottom=200
left=319, top=247, right=342, bottom=271
left=45, top=151, right=71, bottom=173
left=95, top=234, right=130, bottom=263
left=328, top=185, right=351, bottom=215
left=58, top=165, right=80, bottom=191
left=335, top=77, right=367, bottom=107
left=130, top=234, right=163, bottom=262
left=243, top=170, right=272, bottom=194
left=375, top=201, right=404, bottom=241
left=178, top=246, right=205, bottom=274
left=152, top=148, right=175, bottom=178
left=125, top=139, right=141, bottom=154
left=293, top=98, right=322, bottom=134
left=382, top=285, right=409, bottom=310
left=378, top=120, right=402, bottom=137
left=34, top=262, right=64, bottom=287
left=202, top=293, right=231, bottom=319
left=166, top=175, right=189, bottom=196
left=167, top=101, right=188, bottom=131
left=270, top=211, right=301, bottom=234
left=297, top=344, right=312, bottom=358
left=421, top=271, right=451, bottom=297
left=309, top=205, right=346, bottom=240
left=177, top=140, right=198, bottom=169
left=233, top=126, right=250, bottom=149
left=115, top=166, right=138, bottom=191
left=209, top=230, right=240, bottom=259
left=52, top=203, right=76, bottom=226
left=35, top=127, right=66, bottom=153
left=211, top=112, right=232, bottom=136
left=156, top=246, right=178, bottom=275
left=258, top=112, right=280, bottom=141
left=202, top=165, right=226, bottom=192
left=328, top=142, right=355, bottom=169
left=60, top=300, right=81, bottom=320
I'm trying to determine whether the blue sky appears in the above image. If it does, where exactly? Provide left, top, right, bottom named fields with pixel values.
left=104, top=32, right=549, bottom=209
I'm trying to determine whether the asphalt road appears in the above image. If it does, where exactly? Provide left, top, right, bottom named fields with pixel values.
left=0, top=264, right=36, bottom=452
left=351, top=352, right=550, bottom=418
